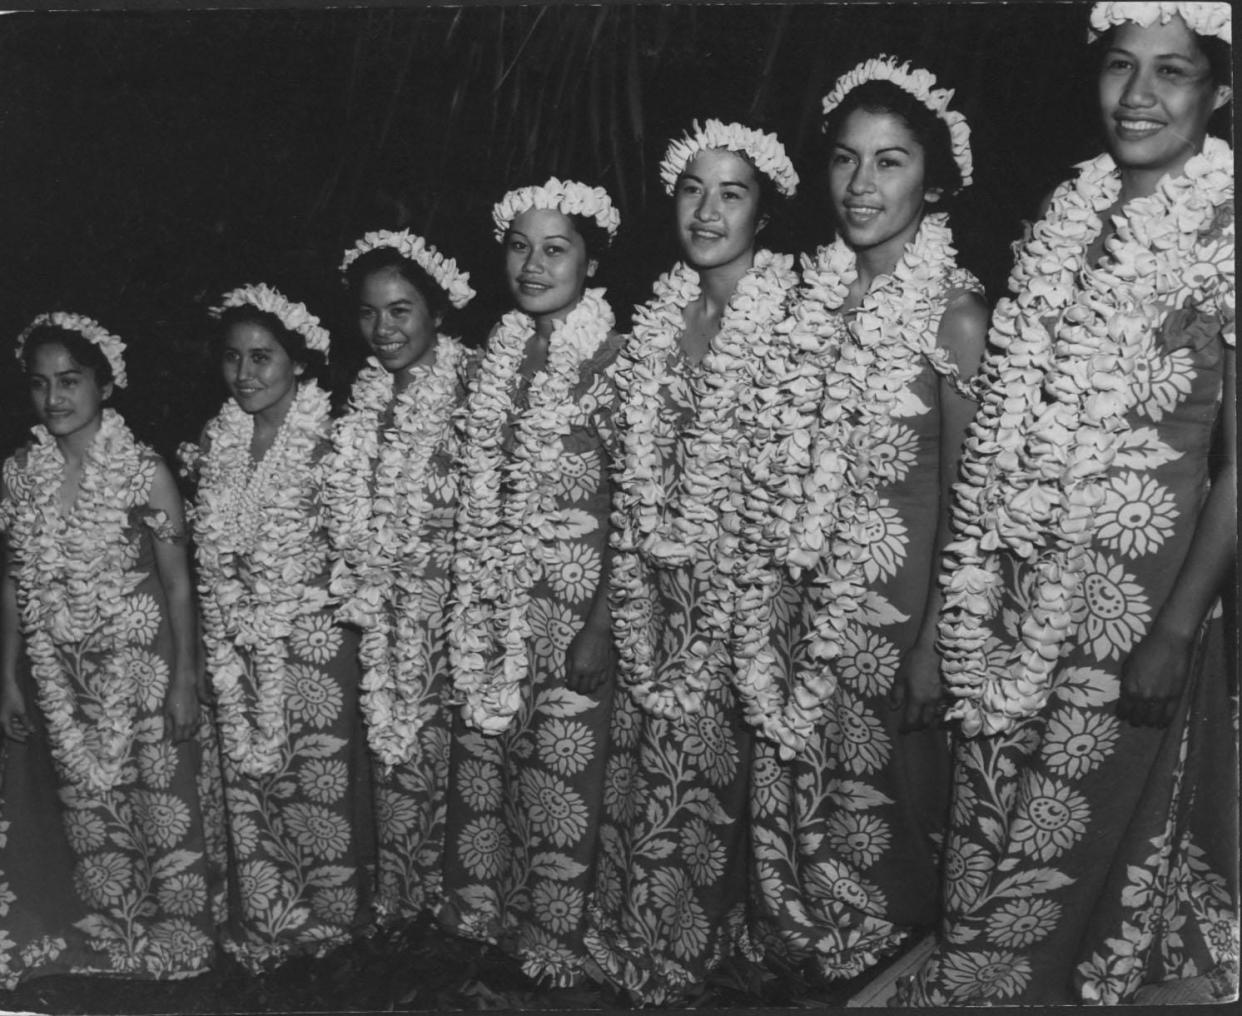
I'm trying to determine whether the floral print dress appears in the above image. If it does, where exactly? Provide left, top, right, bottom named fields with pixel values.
left=441, top=337, right=625, bottom=986
left=0, top=434, right=225, bottom=988
left=902, top=200, right=1237, bottom=1004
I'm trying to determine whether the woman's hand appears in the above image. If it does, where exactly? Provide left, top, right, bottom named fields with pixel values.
left=1116, top=626, right=1194, bottom=728
left=565, top=621, right=616, bottom=695
left=1, top=681, right=32, bottom=742
left=164, top=671, right=200, bottom=743
left=889, top=643, right=942, bottom=732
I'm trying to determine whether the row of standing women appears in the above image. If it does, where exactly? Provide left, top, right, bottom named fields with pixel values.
left=0, top=3, right=1236, bottom=1005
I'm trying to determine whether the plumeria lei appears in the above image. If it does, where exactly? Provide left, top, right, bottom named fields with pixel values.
left=939, top=137, right=1234, bottom=735
left=724, top=214, right=979, bottom=756
left=659, top=119, right=800, bottom=197
left=821, top=56, right=973, bottom=189
left=210, top=283, right=332, bottom=357
left=1, top=410, right=153, bottom=791
left=1089, top=2, right=1232, bottom=43
left=452, top=288, right=615, bottom=733
left=339, top=230, right=476, bottom=310
left=323, top=336, right=468, bottom=767
left=492, top=178, right=620, bottom=242
left=15, top=312, right=129, bottom=388
left=610, top=250, right=799, bottom=720
left=192, top=382, right=333, bottom=777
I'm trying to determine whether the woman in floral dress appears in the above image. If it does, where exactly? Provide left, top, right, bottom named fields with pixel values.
left=187, top=284, right=373, bottom=970
left=585, top=122, right=802, bottom=1004
left=745, top=59, right=987, bottom=979
left=0, top=314, right=222, bottom=986
left=444, top=179, right=624, bottom=986
left=902, top=2, right=1236, bottom=1004
left=327, top=231, right=475, bottom=924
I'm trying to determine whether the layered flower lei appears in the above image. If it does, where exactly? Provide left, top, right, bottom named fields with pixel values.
left=15, top=311, right=129, bottom=388
left=659, top=119, right=800, bottom=197
left=492, top=178, right=620, bottom=242
left=452, top=288, right=614, bottom=733
left=939, top=137, right=1234, bottom=735
left=1089, top=1, right=1231, bottom=43
left=323, top=336, right=468, bottom=767
left=728, top=214, right=976, bottom=756
left=822, top=56, right=973, bottom=189
left=192, top=382, right=333, bottom=777
left=1, top=409, right=152, bottom=790
left=210, top=283, right=331, bottom=356
left=338, top=230, right=476, bottom=310
left=610, top=250, right=798, bottom=719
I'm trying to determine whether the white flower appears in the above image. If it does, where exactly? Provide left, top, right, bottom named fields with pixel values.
left=210, top=282, right=331, bottom=358
left=16, top=311, right=129, bottom=387
left=1088, top=2, right=1231, bottom=44
left=492, top=177, right=620, bottom=242
left=338, top=229, right=475, bottom=309
left=659, top=119, right=799, bottom=197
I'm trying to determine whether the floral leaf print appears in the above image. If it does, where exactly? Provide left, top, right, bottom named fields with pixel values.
left=1111, top=426, right=1181, bottom=471
left=851, top=591, right=910, bottom=629
left=682, top=787, right=731, bottom=825
left=988, top=867, right=1074, bottom=900
left=533, top=688, right=594, bottom=719
left=150, top=850, right=201, bottom=882
left=530, top=852, right=590, bottom=880
left=1052, top=666, right=1118, bottom=708
left=824, top=779, right=895, bottom=811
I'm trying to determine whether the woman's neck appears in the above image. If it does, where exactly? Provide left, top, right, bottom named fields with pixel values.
left=696, top=253, right=754, bottom=318
left=54, top=415, right=103, bottom=465
left=249, top=386, right=295, bottom=460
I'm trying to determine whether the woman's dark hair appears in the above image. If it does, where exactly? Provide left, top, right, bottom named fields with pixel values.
left=342, top=246, right=450, bottom=322
left=214, top=304, right=328, bottom=381
left=21, top=325, right=115, bottom=390
left=821, top=79, right=963, bottom=197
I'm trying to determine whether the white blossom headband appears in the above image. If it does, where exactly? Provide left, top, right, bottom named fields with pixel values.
left=492, top=177, right=621, bottom=244
left=210, top=283, right=332, bottom=361
left=659, top=119, right=800, bottom=198
left=821, top=55, right=974, bottom=189
left=339, top=229, right=476, bottom=310
left=16, top=311, right=129, bottom=388
left=1089, top=2, right=1231, bottom=44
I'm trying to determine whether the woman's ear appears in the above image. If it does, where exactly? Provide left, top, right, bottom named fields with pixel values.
left=294, top=363, right=306, bottom=377
left=925, top=187, right=944, bottom=205
left=586, top=258, right=599, bottom=279
left=101, top=381, right=115, bottom=403
left=1212, top=84, right=1233, bottom=111
left=756, top=212, right=772, bottom=235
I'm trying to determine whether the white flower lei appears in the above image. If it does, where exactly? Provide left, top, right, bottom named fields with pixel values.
left=15, top=312, right=129, bottom=388
left=452, top=288, right=615, bottom=733
left=193, top=382, right=333, bottom=777
left=492, top=178, right=620, bottom=242
left=821, top=56, right=973, bottom=189
left=323, top=336, right=468, bottom=768
left=940, top=137, right=1234, bottom=736
left=210, top=282, right=332, bottom=357
left=659, top=119, right=800, bottom=197
left=1, top=409, right=153, bottom=791
left=1089, top=2, right=1231, bottom=43
left=338, top=230, right=476, bottom=310
left=725, top=214, right=977, bottom=757
left=610, top=250, right=798, bottom=719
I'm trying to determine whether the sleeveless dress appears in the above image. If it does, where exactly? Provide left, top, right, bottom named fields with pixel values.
left=750, top=265, right=982, bottom=978
left=441, top=336, right=625, bottom=987
left=0, top=426, right=225, bottom=988
left=902, top=190, right=1237, bottom=1002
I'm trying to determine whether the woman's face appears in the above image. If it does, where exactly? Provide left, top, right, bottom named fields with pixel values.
left=27, top=341, right=110, bottom=442
left=828, top=108, right=937, bottom=264
left=357, top=266, right=440, bottom=375
left=504, top=207, right=596, bottom=322
left=675, top=148, right=766, bottom=272
left=1098, top=17, right=1231, bottom=180
left=222, top=320, right=302, bottom=419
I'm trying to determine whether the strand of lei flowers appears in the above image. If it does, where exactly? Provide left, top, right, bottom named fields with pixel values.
left=938, top=137, right=1234, bottom=736
left=0, top=409, right=153, bottom=792
left=609, top=250, right=798, bottom=719
left=451, top=288, right=614, bottom=733
left=727, top=213, right=978, bottom=757
left=192, top=382, right=332, bottom=777
left=323, top=335, right=468, bottom=768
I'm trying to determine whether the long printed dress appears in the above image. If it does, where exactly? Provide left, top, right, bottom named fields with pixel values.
left=585, top=345, right=759, bottom=1005
left=441, top=337, right=624, bottom=986
left=0, top=429, right=225, bottom=988
left=750, top=267, right=982, bottom=978
left=187, top=405, right=375, bottom=971
left=903, top=190, right=1237, bottom=1002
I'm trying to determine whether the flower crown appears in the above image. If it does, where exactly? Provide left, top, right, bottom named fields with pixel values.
left=210, top=283, right=332, bottom=360
left=492, top=178, right=621, bottom=244
left=16, top=311, right=129, bottom=388
left=821, top=56, right=974, bottom=189
left=339, top=229, right=476, bottom=310
left=659, top=119, right=800, bottom=198
left=1089, top=2, right=1231, bottom=44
